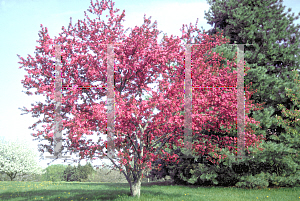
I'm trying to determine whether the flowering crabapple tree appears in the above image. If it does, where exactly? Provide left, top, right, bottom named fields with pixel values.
left=18, top=0, right=265, bottom=197
left=0, top=139, right=46, bottom=181
left=151, top=34, right=267, bottom=166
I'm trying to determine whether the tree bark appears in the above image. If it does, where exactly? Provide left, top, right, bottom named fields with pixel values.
left=129, top=177, right=142, bottom=198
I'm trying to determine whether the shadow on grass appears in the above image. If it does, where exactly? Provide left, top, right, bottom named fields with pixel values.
left=0, top=188, right=128, bottom=200
left=77, top=180, right=175, bottom=188
left=0, top=181, right=183, bottom=200
left=80, top=180, right=235, bottom=189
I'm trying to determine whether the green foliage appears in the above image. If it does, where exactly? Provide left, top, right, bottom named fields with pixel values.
left=91, top=166, right=128, bottom=183
left=76, top=162, right=97, bottom=182
left=41, top=164, right=68, bottom=182
left=235, top=172, right=270, bottom=189
left=275, top=69, right=300, bottom=137
left=202, top=42, right=238, bottom=75
left=62, top=162, right=97, bottom=182
left=223, top=138, right=300, bottom=188
left=147, top=0, right=300, bottom=190
left=204, top=0, right=300, bottom=142
left=173, top=146, right=240, bottom=187
left=150, top=134, right=300, bottom=189
left=39, top=163, right=128, bottom=183
left=148, top=143, right=237, bottom=187
left=62, top=165, right=79, bottom=182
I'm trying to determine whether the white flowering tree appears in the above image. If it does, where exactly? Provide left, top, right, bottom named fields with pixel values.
left=0, top=139, right=46, bottom=181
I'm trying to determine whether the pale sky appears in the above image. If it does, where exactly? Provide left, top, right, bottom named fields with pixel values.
left=0, top=0, right=299, bottom=171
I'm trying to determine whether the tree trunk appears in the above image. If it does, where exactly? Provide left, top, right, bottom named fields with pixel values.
left=130, top=177, right=142, bottom=198
left=147, top=171, right=149, bottom=183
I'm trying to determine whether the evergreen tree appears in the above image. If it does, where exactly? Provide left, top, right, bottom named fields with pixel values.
left=62, top=162, right=96, bottom=182
left=274, top=69, right=300, bottom=158
left=83, top=162, right=97, bottom=177
left=76, top=163, right=84, bottom=182
left=149, top=0, right=300, bottom=186
left=63, top=164, right=79, bottom=182
left=76, top=162, right=96, bottom=182
left=202, top=0, right=300, bottom=142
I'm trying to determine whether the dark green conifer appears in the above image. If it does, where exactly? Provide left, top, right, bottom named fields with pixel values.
left=202, top=0, right=300, bottom=141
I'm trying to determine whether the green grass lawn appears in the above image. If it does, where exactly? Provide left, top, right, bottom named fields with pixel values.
left=0, top=180, right=299, bottom=201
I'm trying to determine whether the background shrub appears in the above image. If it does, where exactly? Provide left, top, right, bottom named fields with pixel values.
left=148, top=134, right=300, bottom=189
left=235, top=172, right=270, bottom=189
left=41, top=164, right=68, bottom=182
left=85, top=166, right=128, bottom=183
left=62, top=164, right=79, bottom=182
left=75, top=162, right=97, bottom=182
